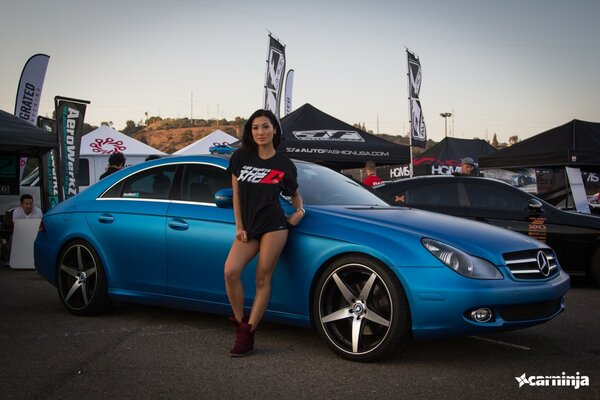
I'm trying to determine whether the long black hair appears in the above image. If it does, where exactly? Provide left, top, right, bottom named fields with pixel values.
left=241, top=109, right=282, bottom=151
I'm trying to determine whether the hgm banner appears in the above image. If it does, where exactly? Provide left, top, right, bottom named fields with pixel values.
left=55, top=97, right=89, bottom=201
left=37, top=116, right=59, bottom=210
left=407, top=50, right=427, bottom=148
left=284, top=69, right=294, bottom=116
left=263, top=34, right=286, bottom=118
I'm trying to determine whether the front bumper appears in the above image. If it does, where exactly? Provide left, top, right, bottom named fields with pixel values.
left=398, top=266, right=570, bottom=339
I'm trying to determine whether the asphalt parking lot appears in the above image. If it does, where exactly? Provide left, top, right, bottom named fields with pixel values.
left=0, top=264, right=598, bottom=400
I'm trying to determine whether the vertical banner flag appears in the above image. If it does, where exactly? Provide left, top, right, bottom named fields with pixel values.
left=55, top=96, right=90, bottom=201
left=37, top=116, right=59, bottom=210
left=263, top=34, right=286, bottom=118
left=284, top=69, right=294, bottom=116
left=14, top=54, right=50, bottom=124
left=407, top=50, right=427, bottom=148
left=14, top=54, right=50, bottom=179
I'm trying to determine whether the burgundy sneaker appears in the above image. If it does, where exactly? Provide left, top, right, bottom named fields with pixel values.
left=229, top=322, right=254, bottom=357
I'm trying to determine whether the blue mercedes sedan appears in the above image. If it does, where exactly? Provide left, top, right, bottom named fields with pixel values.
left=34, top=155, right=569, bottom=361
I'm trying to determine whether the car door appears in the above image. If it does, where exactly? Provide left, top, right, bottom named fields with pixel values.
left=385, top=180, right=469, bottom=217
left=86, top=164, right=177, bottom=294
left=165, top=162, right=235, bottom=304
left=461, top=180, right=564, bottom=253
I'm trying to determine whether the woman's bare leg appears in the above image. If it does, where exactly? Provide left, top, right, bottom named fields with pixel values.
left=224, top=239, right=260, bottom=322
left=248, top=230, right=288, bottom=330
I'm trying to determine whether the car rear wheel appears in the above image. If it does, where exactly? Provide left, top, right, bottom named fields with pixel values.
left=313, top=255, right=410, bottom=362
left=57, top=240, right=111, bottom=315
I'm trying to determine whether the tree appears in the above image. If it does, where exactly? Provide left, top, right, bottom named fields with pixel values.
left=82, top=123, right=96, bottom=135
left=233, top=116, right=246, bottom=137
left=492, top=133, right=499, bottom=148
left=509, top=135, right=519, bottom=146
left=145, top=116, right=162, bottom=125
left=122, top=120, right=137, bottom=136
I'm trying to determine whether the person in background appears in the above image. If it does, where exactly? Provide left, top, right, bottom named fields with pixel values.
left=362, top=161, right=383, bottom=187
left=224, top=109, right=304, bottom=357
left=459, top=157, right=476, bottom=175
left=12, top=194, right=43, bottom=222
left=99, top=152, right=126, bottom=180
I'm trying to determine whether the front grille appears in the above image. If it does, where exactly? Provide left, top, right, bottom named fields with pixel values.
left=503, top=249, right=559, bottom=280
left=499, top=299, right=563, bottom=321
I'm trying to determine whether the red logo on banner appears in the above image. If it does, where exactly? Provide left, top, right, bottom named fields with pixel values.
left=89, top=137, right=127, bottom=154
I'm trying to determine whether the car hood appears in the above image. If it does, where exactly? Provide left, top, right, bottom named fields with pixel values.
left=307, top=205, right=547, bottom=262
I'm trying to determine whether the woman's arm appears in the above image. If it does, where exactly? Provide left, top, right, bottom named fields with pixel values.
left=231, top=175, right=247, bottom=242
left=287, top=190, right=305, bottom=227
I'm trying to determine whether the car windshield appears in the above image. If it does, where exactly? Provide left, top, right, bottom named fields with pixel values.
left=294, top=162, right=388, bottom=206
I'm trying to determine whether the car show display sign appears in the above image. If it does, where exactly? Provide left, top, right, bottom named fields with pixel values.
left=14, top=54, right=50, bottom=180
left=264, top=34, right=286, bottom=118
left=14, top=54, right=49, bottom=125
left=566, top=166, right=591, bottom=214
left=407, top=49, right=426, bottom=149
left=37, top=116, right=59, bottom=209
left=54, top=96, right=89, bottom=201
left=284, top=69, right=294, bottom=116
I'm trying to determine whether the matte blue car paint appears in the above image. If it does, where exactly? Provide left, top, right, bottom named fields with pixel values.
left=34, top=155, right=569, bottom=335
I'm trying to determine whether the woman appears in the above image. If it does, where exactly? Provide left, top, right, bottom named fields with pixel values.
left=224, top=109, right=305, bottom=357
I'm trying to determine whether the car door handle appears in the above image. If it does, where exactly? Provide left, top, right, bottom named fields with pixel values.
left=98, top=214, right=115, bottom=223
left=168, top=219, right=189, bottom=231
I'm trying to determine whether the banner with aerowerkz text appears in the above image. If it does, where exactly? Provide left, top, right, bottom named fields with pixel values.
left=264, top=34, right=286, bottom=118
left=407, top=50, right=427, bottom=148
left=37, top=116, right=59, bottom=210
left=54, top=97, right=89, bottom=201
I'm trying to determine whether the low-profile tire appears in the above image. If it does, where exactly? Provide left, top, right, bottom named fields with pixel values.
left=312, top=255, right=410, bottom=362
left=590, top=247, right=600, bottom=287
left=57, top=240, right=111, bottom=316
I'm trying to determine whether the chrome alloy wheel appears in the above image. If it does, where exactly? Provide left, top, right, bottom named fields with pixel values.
left=58, top=243, right=99, bottom=312
left=317, top=262, right=394, bottom=357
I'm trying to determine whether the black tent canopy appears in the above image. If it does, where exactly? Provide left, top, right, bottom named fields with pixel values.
left=478, top=119, right=600, bottom=168
left=413, top=137, right=497, bottom=175
left=0, top=109, right=56, bottom=156
left=280, top=104, right=410, bottom=170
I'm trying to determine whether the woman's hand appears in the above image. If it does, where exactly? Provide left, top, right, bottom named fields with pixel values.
left=236, top=228, right=248, bottom=243
left=287, top=208, right=305, bottom=227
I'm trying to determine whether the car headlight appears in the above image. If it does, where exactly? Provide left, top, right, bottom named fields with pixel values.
left=422, top=238, right=503, bottom=280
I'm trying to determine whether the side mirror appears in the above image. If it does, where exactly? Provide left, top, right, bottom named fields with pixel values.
left=215, top=188, right=233, bottom=209
left=528, top=198, right=543, bottom=212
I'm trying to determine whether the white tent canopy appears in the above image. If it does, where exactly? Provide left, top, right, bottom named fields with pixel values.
left=173, top=129, right=238, bottom=155
left=81, top=125, right=165, bottom=156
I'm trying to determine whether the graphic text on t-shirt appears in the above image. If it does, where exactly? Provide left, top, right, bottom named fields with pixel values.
left=238, top=166, right=285, bottom=184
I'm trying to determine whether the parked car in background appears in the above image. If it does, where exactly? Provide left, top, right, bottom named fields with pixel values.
left=34, top=155, right=569, bottom=361
left=376, top=175, right=600, bottom=286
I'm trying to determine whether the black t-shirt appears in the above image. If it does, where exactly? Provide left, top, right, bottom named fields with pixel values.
left=227, top=149, right=298, bottom=238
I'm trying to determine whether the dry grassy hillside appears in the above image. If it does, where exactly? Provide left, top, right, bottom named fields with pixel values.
left=132, top=120, right=240, bottom=154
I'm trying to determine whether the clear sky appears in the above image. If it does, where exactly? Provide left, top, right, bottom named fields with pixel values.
left=1, top=0, right=599, bottom=143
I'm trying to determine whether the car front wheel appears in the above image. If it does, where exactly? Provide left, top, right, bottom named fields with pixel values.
left=313, top=255, right=410, bottom=361
left=57, top=240, right=111, bottom=315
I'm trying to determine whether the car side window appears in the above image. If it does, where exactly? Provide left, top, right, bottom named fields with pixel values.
left=101, top=165, right=177, bottom=200
left=464, top=182, right=528, bottom=210
left=403, top=183, right=461, bottom=206
left=180, top=164, right=230, bottom=204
